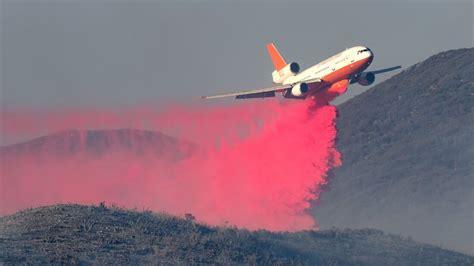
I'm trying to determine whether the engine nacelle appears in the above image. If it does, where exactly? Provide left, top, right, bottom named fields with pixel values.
left=357, top=72, right=375, bottom=86
left=291, top=82, right=309, bottom=97
left=272, top=62, right=300, bottom=84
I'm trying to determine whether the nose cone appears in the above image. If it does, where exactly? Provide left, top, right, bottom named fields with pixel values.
left=366, top=48, right=374, bottom=64
left=366, top=47, right=374, bottom=56
left=368, top=53, right=374, bottom=64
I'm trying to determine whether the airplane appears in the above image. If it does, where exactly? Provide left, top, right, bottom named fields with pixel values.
left=202, top=43, right=401, bottom=100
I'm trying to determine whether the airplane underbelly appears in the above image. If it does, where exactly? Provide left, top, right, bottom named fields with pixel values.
left=308, top=81, right=327, bottom=92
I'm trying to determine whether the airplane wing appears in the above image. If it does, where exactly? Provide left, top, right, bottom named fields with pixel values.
left=202, top=78, right=322, bottom=100
left=370, top=65, right=402, bottom=75
left=202, top=84, right=290, bottom=99
left=351, top=65, right=402, bottom=84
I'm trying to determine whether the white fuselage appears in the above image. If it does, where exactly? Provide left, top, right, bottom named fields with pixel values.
left=282, top=46, right=374, bottom=86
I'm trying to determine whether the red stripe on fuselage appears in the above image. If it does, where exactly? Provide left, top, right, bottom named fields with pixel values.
left=307, top=56, right=373, bottom=97
left=323, top=56, right=372, bottom=83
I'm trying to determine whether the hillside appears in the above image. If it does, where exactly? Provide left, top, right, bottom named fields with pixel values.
left=312, top=48, right=474, bottom=254
left=0, top=128, right=195, bottom=160
left=1, top=204, right=472, bottom=265
left=1, top=48, right=472, bottom=262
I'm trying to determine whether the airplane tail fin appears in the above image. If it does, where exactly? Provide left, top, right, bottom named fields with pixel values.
left=266, top=43, right=287, bottom=71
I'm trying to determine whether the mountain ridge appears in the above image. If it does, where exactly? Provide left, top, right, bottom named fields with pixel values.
left=0, top=128, right=196, bottom=161
left=313, top=47, right=474, bottom=254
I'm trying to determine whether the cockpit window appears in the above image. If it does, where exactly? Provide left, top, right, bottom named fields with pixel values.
left=357, top=48, right=371, bottom=54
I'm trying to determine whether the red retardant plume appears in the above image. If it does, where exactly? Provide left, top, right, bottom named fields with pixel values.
left=1, top=94, right=341, bottom=231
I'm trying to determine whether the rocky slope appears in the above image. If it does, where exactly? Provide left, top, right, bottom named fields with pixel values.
left=312, top=48, right=474, bottom=254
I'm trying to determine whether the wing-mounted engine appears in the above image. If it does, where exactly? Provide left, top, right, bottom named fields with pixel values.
left=291, top=82, right=308, bottom=96
left=283, top=82, right=308, bottom=99
left=355, top=72, right=375, bottom=86
left=272, top=62, right=300, bottom=84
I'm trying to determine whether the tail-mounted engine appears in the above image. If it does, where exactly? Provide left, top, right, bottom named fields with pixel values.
left=272, top=62, right=300, bottom=84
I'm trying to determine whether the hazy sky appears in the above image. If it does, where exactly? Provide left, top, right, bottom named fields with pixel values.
left=1, top=0, right=473, bottom=109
